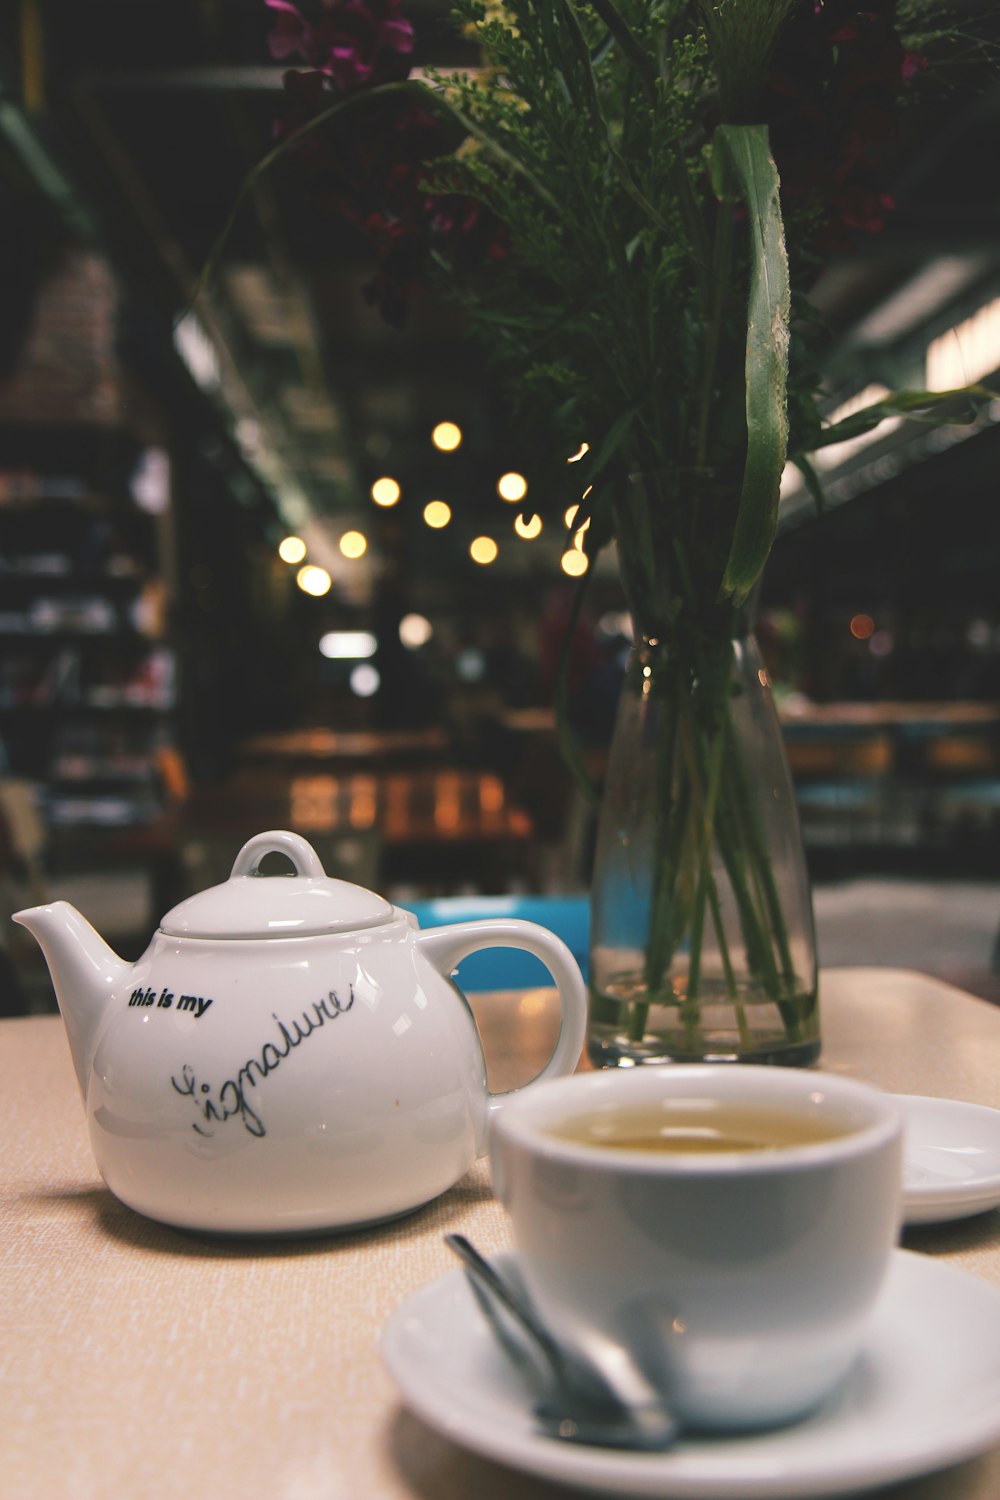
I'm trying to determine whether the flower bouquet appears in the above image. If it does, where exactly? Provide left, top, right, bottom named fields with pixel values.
left=217, top=0, right=993, bottom=1064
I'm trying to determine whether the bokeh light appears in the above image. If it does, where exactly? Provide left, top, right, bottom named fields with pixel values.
left=850, top=613, right=875, bottom=640
left=432, top=421, right=462, bottom=452
left=399, top=613, right=433, bottom=649
left=350, top=664, right=380, bottom=697
left=497, top=472, right=527, bottom=502
left=561, top=549, right=589, bottom=577
left=423, top=500, right=452, bottom=528
left=371, top=476, right=401, bottom=507
left=339, top=530, right=367, bottom=559
left=319, top=631, right=376, bottom=659
left=470, top=536, right=498, bottom=565
left=296, top=564, right=332, bottom=596
left=456, top=647, right=486, bottom=682
left=278, top=535, right=306, bottom=564
left=514, top=513, right=542, bottom=539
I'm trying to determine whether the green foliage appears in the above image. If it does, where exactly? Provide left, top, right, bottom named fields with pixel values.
left=227, top=2, right=988, bottom=636
left=423, top=1, right=797, bottom=621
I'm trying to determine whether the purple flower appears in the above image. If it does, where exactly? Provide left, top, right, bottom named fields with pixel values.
left=266, top=0, right=508, bottom=324
left=762, top=0, right=912, bottom=254
left=266, top=0, right=414, bottom=93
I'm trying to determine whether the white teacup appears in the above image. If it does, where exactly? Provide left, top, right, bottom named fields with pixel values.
left=489, top=1064, right=903, bottom=1430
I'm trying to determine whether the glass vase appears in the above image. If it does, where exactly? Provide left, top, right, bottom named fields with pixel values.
left=588, top=625, right=819, bottom=1067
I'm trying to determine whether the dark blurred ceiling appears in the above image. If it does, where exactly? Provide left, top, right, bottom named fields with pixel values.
left=2, top=0, right=1000, bottom=591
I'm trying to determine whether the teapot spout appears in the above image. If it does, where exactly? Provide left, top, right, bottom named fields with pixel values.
left=12, top=902, right=131, bottom=1100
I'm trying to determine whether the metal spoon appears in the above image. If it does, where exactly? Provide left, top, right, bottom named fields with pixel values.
left=444, top=1233, right=680, bottom=1450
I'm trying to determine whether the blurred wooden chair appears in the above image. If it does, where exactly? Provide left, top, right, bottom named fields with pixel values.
left=377, top=768, right=538, bottom=896
left=917, top=732, right=1000, bottom=847
left=784, top=730, right=894, bottom=849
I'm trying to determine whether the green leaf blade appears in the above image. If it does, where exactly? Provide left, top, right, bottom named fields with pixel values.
left=713, top=124, right=790, bottom=606
left=801, top=385, right=996, bottom=453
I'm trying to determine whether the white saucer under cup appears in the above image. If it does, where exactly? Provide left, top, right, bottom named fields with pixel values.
left=381, top=1249, right=1000, bottom=1499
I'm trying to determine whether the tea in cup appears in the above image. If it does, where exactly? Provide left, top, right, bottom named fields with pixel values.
left=489, top=1064, right=902, bottom=1430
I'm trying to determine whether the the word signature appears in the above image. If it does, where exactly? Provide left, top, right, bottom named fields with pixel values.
left=171, top=987, right=354, bottom=1139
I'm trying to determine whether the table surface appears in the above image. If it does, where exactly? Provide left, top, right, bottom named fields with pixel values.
left=4, top=968, right=1000, bottom=1500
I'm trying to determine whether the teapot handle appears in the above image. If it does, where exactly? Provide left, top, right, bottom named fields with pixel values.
left=414, top=918, right=587, bottom=1113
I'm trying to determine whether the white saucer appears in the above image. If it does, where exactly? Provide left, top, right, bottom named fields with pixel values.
left=900, top=1094, right=1000, bottom=1225
left=381, top=1249, right=1000, bottom=1498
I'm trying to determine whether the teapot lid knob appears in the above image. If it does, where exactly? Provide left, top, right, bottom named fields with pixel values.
left=159, top=829, right=394, bottom=938
left=230, top=830, right=326, bottom=880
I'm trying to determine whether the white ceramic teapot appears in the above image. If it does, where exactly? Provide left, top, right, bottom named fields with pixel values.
left=13, top=830, right=587, bottom=1235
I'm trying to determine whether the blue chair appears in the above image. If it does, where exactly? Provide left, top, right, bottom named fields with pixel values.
left=402, top=894, right=590, bottom=990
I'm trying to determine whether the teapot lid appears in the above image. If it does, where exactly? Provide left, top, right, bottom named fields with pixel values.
left=160, top=831, right=395, bottom=939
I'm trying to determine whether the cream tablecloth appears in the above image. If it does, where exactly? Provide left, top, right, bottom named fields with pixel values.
left=3, top=968, right=1000, bottom=1500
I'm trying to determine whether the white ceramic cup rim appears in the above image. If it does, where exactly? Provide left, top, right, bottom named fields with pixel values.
left=492, top=1064, right=902, bottom=1175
